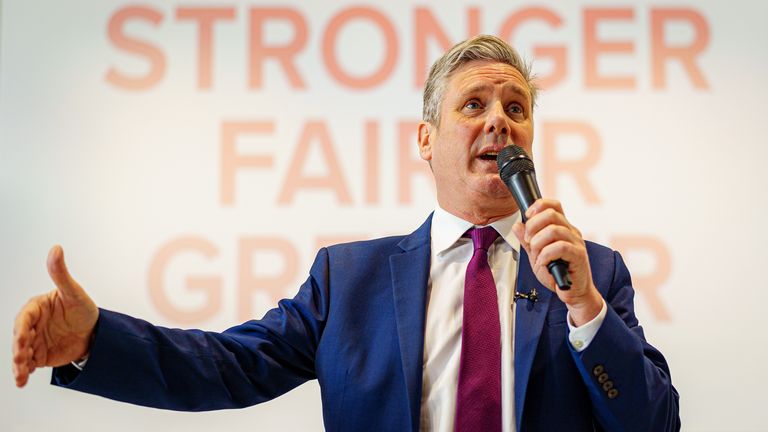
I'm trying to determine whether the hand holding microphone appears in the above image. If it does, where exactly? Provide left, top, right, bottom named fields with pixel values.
left=496, top=146, right=603, bottom=324
left=497, top=146, right=571, bottom=290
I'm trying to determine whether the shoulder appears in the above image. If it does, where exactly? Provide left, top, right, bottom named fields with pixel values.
left=584, top=240, right=632, bottom=299
left=325, top=235, right=407, bottom=254
left=584, top=240, right=618, bottom=262
left=318, top=235, right=409, bottom=268
left=320, top=213, right=433, bottom=262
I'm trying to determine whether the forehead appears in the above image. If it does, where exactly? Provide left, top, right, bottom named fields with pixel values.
left=445, top=60, right=530, bottom=101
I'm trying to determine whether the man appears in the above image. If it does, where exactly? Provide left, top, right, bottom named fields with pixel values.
left=12, top=35, right=680, bottom=431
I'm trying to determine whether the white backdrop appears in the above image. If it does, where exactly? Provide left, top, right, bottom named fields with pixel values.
left=2, top=0, right=768, bottom=430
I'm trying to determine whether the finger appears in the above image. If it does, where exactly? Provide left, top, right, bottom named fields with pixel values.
left=14, top=347, right=33, bottom=388
left=526, top=198, right=564, bottom=220
left=28, top=357, right=37, bottom=376
left=12, top=326, right=24, bottom=361
left=524, top=208, right=569, bottom=244
left=13, top=299, right=41, bottom=354
left=528, top=224, right=574, bottom=258
left=15, top=363, right=29, bottom=388
left=12, top=357, right=18, bottom=383
left=534, top=240, right=581, bottom=272
left=12, top=342, right=26, bottom=374
left=31, top=334, right=47, bottom=366
left=12, top=330, right=28, bottom=364
left=12, top=322, right=29, bottom=360
left=530, top=259, right=556, bottom=291
left=512, top=222, right=529, bottom=252
left=47, top=245, right=83, bottom=300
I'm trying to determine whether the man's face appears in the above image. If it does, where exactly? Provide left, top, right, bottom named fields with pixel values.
left=418, top=60, right=534, bottom=217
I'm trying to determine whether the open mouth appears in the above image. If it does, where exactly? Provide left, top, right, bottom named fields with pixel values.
left=479, top=152, right=498, bottom=161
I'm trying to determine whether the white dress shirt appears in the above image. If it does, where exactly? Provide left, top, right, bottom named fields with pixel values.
left=419, top=207, right=606, bottom=432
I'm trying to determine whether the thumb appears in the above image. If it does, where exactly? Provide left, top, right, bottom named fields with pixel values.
left=47, top=245, right=83, bottom=298
left=512, top=222, right=529, bottom=252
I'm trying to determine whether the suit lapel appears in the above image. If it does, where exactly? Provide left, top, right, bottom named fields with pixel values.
left=514, top=250, right=552, bottom=431
left=390, top=215, right=432, bottom=432
left=389, top=215, right=554, bottom=430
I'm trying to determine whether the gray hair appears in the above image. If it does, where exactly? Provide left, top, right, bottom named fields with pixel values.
left=422, top=35, right=538, bottom=126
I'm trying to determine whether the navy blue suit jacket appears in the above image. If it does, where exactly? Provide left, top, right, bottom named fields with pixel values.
left=53, top=215, right=680, bottom=431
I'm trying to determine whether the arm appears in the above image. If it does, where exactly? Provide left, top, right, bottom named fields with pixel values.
left=513, top=200, right=680, bottom=431
left=568, top=250, right=680, bottom=431
left=51, top=247, right=332, bottom=410
left=14, top=245, right=332, bottom=411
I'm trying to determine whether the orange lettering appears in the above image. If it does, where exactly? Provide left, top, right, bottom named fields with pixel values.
left=398, top=120, right=434, bottom=204
left=277, top=121, right=352, bottom=205
left=610, top=235, right=672, bottom=321
left=105, top=6, right=165, bottom=90
left=148, top=237, right=222, bottom=324
left=364, top=120, right=380, bottom=205
left=413, top=7, right=481, bottom=88
left=176, top=7, right=236, bottom=89
left=540, top=121, right=602, bottom=204
left=249, top=8, right=307, bottom=89
left=238, top=237, right=299, bottom=320
left=498, top=8, right=566, bottom=89
left=651, top=8, right=710, bottom=89
left=584, top=8, right=636, bottom=89
left=322, top=7, right=398, bottom=89
left=220, top=121, right=275, bottom=205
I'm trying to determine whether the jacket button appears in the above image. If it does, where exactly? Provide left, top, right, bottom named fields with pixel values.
left=598, top=373, right=609, bottom=384
left=593, top=364, right=604, bottom=376
left=607, top=388, right=619, bottom=399
left=602, top=380, right=614, bottom=391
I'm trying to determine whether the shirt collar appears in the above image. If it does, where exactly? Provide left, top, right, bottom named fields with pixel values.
left=432, top=206, right=522, bottom=256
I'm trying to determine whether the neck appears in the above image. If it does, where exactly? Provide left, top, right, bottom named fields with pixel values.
left=440, top=201, right=519, bottom=226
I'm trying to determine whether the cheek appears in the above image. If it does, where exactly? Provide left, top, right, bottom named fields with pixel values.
left=514, top=126, right=534, bottom=150
left=434, top=123, right=483, bottom=162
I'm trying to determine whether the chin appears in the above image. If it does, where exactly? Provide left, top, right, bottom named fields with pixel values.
left=489, top=176, right=511, bottom=195
left=474, top=176, right=513, bottom=199
left=489, top=186, right=514, bottom=200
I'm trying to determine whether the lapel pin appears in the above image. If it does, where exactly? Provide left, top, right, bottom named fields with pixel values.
left=514, top=287, right=539, bottom=304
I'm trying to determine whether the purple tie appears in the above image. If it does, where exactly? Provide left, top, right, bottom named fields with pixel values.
left=455, top=226, right=501, bottom=432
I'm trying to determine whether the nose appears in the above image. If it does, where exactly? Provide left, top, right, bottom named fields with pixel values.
left=484, top=101, right=510, bottom=138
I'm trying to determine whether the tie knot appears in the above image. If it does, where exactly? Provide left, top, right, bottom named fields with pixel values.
left=468, top=226, right=499, bottom=251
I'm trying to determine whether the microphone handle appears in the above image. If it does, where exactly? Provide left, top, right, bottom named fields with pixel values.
left=508, top=171, right=540, bottom=224
left=508, top=172, right=572, bottom=291
left=547, top=259, right=572, bottom=291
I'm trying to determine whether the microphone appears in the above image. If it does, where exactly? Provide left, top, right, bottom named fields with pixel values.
left=497, top=145, right=572, bottom=291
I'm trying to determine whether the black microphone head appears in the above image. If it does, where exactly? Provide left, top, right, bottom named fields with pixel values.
left=497, top=145, right=535, bottom=182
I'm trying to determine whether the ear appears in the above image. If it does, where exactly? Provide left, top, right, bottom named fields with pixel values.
left=417, top=121, right=434, bottom=161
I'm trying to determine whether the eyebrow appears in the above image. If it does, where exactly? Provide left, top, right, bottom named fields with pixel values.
left=460, top=83, right=531, bottom=101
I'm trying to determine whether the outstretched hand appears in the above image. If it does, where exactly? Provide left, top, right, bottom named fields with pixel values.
left=12, top=245, right=98, bottom=387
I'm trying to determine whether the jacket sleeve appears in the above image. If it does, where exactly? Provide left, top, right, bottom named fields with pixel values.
left=569, top=250, right=681, bottom=431
left=51, top=248, right=332, bottom=411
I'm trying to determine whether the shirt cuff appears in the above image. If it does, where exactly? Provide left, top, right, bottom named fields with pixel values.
left=70, top=354, right=89, bottom=371
left=567, top=299, right=607, bottom=352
